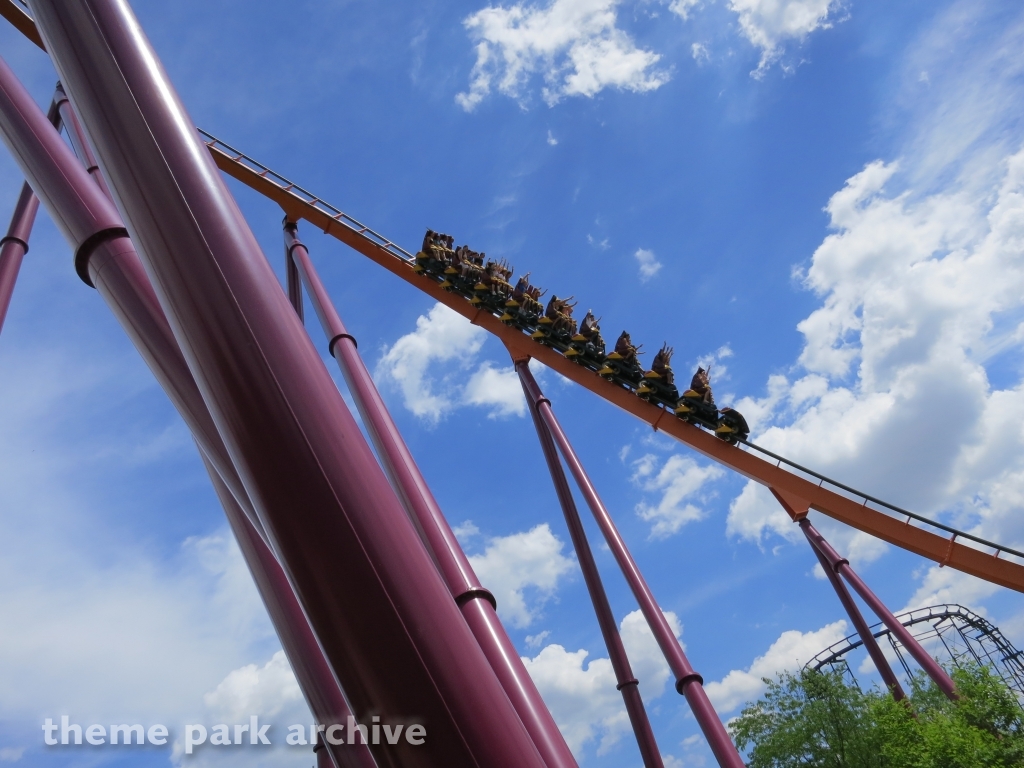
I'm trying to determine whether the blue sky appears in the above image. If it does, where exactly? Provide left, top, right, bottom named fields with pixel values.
left=1, top=0, right=1024, bottom=766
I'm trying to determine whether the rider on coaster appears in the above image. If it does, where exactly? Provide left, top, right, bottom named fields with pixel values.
left=614, top=331, right=640, bottom=365
left=651, top=344, right=675, bottom=387
left=690, top=366, right=715, bottom=407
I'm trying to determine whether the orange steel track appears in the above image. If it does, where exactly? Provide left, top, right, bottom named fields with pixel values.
left=202, top=141, right=1024, bottom=594
left=4, top=4, right=1023, bottom=593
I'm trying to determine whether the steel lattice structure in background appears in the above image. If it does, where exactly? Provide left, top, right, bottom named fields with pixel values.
left=808, top=604, right=1024, bottom=704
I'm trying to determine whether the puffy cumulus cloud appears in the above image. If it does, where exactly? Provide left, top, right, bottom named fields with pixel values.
left=468, top=523, right=575, bottom=628
left=457, top=0, right=669, bottom=111
left=728, top=0, right=843, bottom=77
left=522, top=645, right=623, bottom=753
left=376, top=303, right=527, bottom=421
left=728, top=148, right=1024, bottom=567
left=705, top=621, right=848, bottom=712
left=634, top=247, right=663, bottom=281
left=632, top=454, right=725, bottom=539
left=202, top=651, right=302, bottom=725
left=376, top=303, right=486, bottom=421
left=172, top=652, right=313, bottom=766
left=901, top=566, right=1001, bottom=615
left=523, top=609, right=682, bottom=754
left=619, top=608, right=684, bottom=698
left=463, top=361, right=527, bottom=417
left=669, top=0, right=702, bottom=21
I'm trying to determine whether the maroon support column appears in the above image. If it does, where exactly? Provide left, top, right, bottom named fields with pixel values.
left=0, top=99, right=61, bottom=339
left=522, top=378, right=663, bottom=767
left=49, top=77, right=377, bottom=766
left=0, top=54, right=268, bottom=542
left=800, top=523, right=906, bottom=700
left=801, top=519, right=957, bottom=699
left=284, top=220, right=578, bottom=768
left=201, top=452, right=376, bottom=768
left=0, top=183, right=37, bottom=336
left=53, top=82, right=112, bottom=199
left=32, top=3, right=547, bottom=765
left=517, top=361, right=744, bottom=768
left=284, top=228, right=303, bottom=322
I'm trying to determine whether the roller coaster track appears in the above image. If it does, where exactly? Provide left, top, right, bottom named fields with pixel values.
left=4, top=4, right=1024, bottom=593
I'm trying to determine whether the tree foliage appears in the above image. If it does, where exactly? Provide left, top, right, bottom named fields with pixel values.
left=730, top=663, right=1024, bottom=767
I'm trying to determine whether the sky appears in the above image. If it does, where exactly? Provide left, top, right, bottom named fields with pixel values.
left=1, top=0, right=1023, bottom=766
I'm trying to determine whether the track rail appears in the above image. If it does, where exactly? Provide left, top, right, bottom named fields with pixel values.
left=199, top=131, right=1024, bottom=593
left=3, top=7, right=1023, bottom=592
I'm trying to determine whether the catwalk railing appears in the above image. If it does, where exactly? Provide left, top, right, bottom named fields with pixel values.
left=3, top=5, right=1023, bottom=594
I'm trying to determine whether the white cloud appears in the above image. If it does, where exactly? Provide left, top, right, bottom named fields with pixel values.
left=463, top=361, right=527, bottom=417
left=526, top=630, right=552, bottom=648
left=727, top=146, right=1024, bottom=567
left=547, top=129, right=559, bottom=145
left=523, top=609, right=683, bottom=754
left=469, top=524, right=575, bottom=627
left=705, top=621, right=848, bottom=711
left=203, top=651, right=302, bottom=725
left=377, top=303, right=526, bottom=421
left=634, top=247, right=662, bottom=281
left=457, top=0, right=669, bottom=110
left=691, top=42, right=710, bottom=64
left=632, top=454, right=725, bottom=538
left=0, top=748, right=24, bottom=762
left=376, top=303, right=486, bottom=422
left=728, top=0, right=843, bottom=77
left=452, top=519, right=481, bottom=544
left=670, top=0, right=702, bottom=21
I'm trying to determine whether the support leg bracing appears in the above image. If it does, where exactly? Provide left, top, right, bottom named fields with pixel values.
left=284, top=220, right=578, bottom=768
left=0, top=97, right=62, bottom=340
left=801, top=519, right=957, bottom=700
left=521, top=368, right=663, bottom=767
left=31, top=2, right=549, bottom=763
left=0, top=182, right=37, bottom=337
left=516, top=360, right=744, bottom=768
left=800, top=522, right=906, bottom=700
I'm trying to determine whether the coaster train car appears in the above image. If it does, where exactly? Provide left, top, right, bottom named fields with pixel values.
left=415, top=230, right=749, bottom=443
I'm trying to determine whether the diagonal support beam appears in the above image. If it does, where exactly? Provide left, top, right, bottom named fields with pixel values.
left=800, top=523, right=907, bottom=701
left=516, top=359, right=744, bottom=768
left=284, top=219, right=578, bottom=768
left=0, top=182, right=38, bottom=338
left=801, top=519, right=957, bottom=700
left=520, top=363, right=664, bottom=768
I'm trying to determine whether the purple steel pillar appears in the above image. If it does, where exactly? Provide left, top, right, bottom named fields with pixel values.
left=522, top=379, right=663, bottom=767
left=284, top=230, right=303, bottom=322
left=0, top=99, right=60, bottom=338
left=517, top=361, right=745, bottom=768
left=201, top=451, right=376, bottom=768
left=0, top=53, right=268, bottom=542
left=800, top=519, right=957, bottom=700
left=0, top=183, right=37, bottom=336
left=53, top=82, right=112, bottom=200
left=32, top=3, right=548, bottom=765
left=800, top=524, right=906, bottom=700
left=284, top=220, right=578, bottom=768
left=315, top=734, right=333, bottom=768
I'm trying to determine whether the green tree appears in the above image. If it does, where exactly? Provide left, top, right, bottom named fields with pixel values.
left=730, top=663, right=1024, bottom=767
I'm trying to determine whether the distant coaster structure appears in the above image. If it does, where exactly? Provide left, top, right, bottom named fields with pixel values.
left=0, top=2, right=1022, bottom=767
left=808, top=604, right=1024, bottom=706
